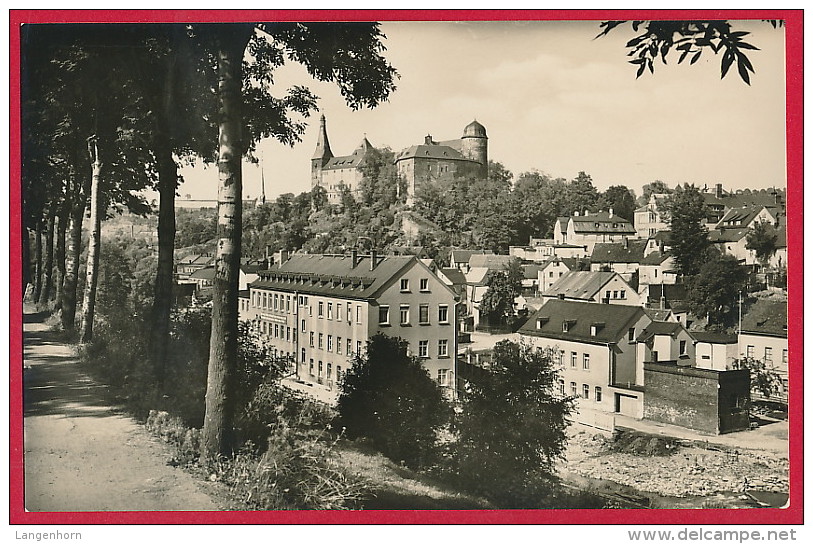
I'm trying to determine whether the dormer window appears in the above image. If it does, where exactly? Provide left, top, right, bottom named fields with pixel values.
left=536, top=317, right=549, bottom=329
left=562, top=319, right=576, bottom=333
left=590, top=322, right=605, bottom=337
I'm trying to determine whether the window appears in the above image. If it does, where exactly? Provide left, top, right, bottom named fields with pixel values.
left=764, top=347, right=773, bottom=363
left=337, top=337, right=342, bottom=355
left=550, top=271, right=554, bottom=278
left=356, top=305, right=362, bottom=323
left=438, top=305, right=449, bottom=324
left=336, top=303, right=342, bottom=322
left=356, top=340, right=362, bottom=355
left=583, top=353, right=590, bottom=370
left=274, top=294, right=278, bottom=310
left=327, top=363, right=332, bottom=380
left=286, top=295, right=290, bottom=312
left=438, top=339, right=448, bottom=357
left=746, top=345, right=754, bottom=358
left=262, top=293, right=267, bottom=308
left=562, top=321, right=571, bottom=333
left=337, top=366, right=342, bottom=382
left=318, top=301, right=324, bottom=317
left=379, top=305, right=390, bottom=325
left=309, top=359, right=314, bottom=375
left=318, top=333, right=323, bottom=349
left=605, top=290, right=611, bottom=300
left=570, top=382, right=577, bottom=396
left=782, top=349, right=788, bottom=364
left=595, top=386, right=602, bottom=402
left=274, top=324, right=279, bottom=338
left=418, top=340, right=429, bottom=358
left=400, top=305, right=410, bottom=325
left=309, top=332, right=314, bottom=348
left=437, top=369, right=448, bottom=386
left=558, top=379, right=565, bottom=396
left=301, top=348, right=306, bottom=363
left=400, top=278, right=410, bottom=292
left=612, top=290, right=618, bottom=299
left=286, top=326, right=290, bottom=342
left=346, top=338, right=352, bottom=356
left=570, top=352, right=577, bottom=368
left=628, top=327, right=635, bottom=342
left=347, top=304, right=352, bottom=323
left=420, top=278, right=429, bottom=292
left=327, top=302, right=333, bottom=320
left=301, top=319, right=306, bottom=333
left=582, top=384, right=589, bottom=399
left=318, top=361, right=323, bottom=377
left=419, top=304, right=430, bottom=324
left=679, top=340, right=687, bottom=355
left=327, top=335, right=333, bottom=352
left=619, top=290, right=626, bottom=299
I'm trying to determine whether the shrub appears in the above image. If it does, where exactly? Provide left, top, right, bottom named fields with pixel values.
left=336, top=334, right=451, bottom=468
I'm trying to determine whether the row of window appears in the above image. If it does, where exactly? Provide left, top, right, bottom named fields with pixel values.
left=315, top=299, right=364, bottom=324
left=253, top=291, right=295, bottom=313
left=745, top=345, right=788, bottom=364
left=603, top=289, right=627, bottom=300
left=258, top=321, right=296, bottom=343
left=559, top=380, right=603, bottom=402
left=379, top=304, right=450, bottom=326
left=309, top=359, right=343, bottom=384
left=399, top=278, right=432, bottom=292
left=308, top=333, right=362, bottom=357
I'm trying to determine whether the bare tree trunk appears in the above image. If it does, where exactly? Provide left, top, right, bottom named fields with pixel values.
left=80, top=138, right=103, bottom=343
left=33, top=221, right=42, bottom=302
left=53, top=200, right=69, bottom=311
left=61, top=201, right=84, bottom=333
left=200, top=26, right=252, bottom=464
left=151, top=143, right=177, bottom=384
left=38, top=205, right=56, bottom=306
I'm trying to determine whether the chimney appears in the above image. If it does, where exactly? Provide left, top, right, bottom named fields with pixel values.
left=623, top=237, right=629, bottom=249
left=716, top=183, right=723, bottom=198
left=351, top=249, right=358, bottom=269
left=574, top=211, right=580, bottom=217
left=660, top=295, right=666, bottom=310
left=609, top=208, right=614, bottom=218
left=584, top=210, right=589, bottom=217
left=370, top=249, right=378, bottom=271
left=276, top=250, right=290, bottom=269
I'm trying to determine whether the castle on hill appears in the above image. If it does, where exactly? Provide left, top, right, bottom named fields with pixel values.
left=310, top=115, right=488, bottom=205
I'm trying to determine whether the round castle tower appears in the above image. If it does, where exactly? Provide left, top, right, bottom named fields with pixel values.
left=460, top=119, right=488, bottom=178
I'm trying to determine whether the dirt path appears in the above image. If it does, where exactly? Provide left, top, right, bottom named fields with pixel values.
left=23, top=312, right=220, bottom=512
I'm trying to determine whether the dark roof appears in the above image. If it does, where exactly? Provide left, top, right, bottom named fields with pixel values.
left=321, top=138, right=374, bottom=170
left=702, top=188, right=784, bottom=210
left=439, top=268, right=467, bottom=285
left=641, top=251, right=671, bottom=266
left=463, top=119, right=487, bottom=137
left=519, top=299, right=646, bottom=345
left=653, top=230, right=672, bottom=243
left=190, top=266, right=215, bottom=280
left=643, top=308, right=674, bottom=322
left=591, top=240, right=647, bottom=263
left=569, top=211, right=636, bottom=234
left=396, top=144, right=470, bottom=162
left=691, top=331, right=737, bottom=344
left=238, top=289, right=250, bottom=299
left=708, top=227, right=749, bottom=243
left=542, top=271, right=618, bottom=300
left=469, top=254, right=514, bottom=269
left=637, top=321, right=683, bottom=342
left=522, top=264, right=544, bottom=280
left=717, top=206, right=767, bottom=227
left=450, top=249, right=492, bottom=264
left=740, top=299, right=788, bottom=338
left=252, top=254, right=445, bottom=301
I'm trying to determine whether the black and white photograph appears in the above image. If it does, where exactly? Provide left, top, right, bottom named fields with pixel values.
left=13, top=11, right=800, bottom=525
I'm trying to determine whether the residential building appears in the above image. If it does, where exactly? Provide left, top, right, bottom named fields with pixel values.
left=633, top=193, right=670, bottom=238
left=536, top=256, right=579, bottom=293
left=638, top=251, right=677, bottom=286
left=738, top=298, right=788, bottom=401
left=510, top=238, right=589, bottom=261
left=553, top=210, right=636, bottom=253
left=540, top=271, right=641, bottom=306
left=247, top=252, right=459, bottom=394
left=518, top=299, right=651, bottom=420
left=636, top=321, right=695, bottom=365
left=692, top=331, right=738, bottom=371
left=590, top=239, right=647, bottom=282
left=449, top=249, right=493, bottom=273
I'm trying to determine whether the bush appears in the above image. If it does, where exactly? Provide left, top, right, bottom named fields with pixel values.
left=336, top=334, right=451, bottom=468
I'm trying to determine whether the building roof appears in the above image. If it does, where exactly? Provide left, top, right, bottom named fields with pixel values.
left=190, top=266, right=215, bottom=280
left=717, top=206, right=769, bottom=228
left=640, top=251, right=672, bottom=266
left=643, top=308, right=674, bottom=322
left=708, top=227, right=749, bottom=243
left=591, top=240, right=647, bottom=263
left=646, top=283, right=688, bottom=304
left=469, top=254, right=514, bottom=269
left=702, top=188, right=784, bottom=210
left=450, top=249, right=492, bottom=264
left=522, top=264, right=544, bottom=280
left=252, top=254, right=449, bottom=301
left=541, top=271, right=619, bottom=300
left=395, top=143, right=469, bottom=162
left=740, top=298, right=788, bottom=338
left=463, top=119, right=487, bottom=138
left=321, top=139, right=374, bottom=171
left=653, top=230, right=672, bottom=243
left=438, top=267, right=467, bottom=285
left=637, top=321, right=684, bottom=342
left=569, top=211, right=636, bottom=234
left=691, top=331, right=738, bottom=344
left=519, top=299, right=646, bottom=345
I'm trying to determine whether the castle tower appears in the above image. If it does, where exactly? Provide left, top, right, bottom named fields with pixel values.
left=311, top=114, right=333, bottom=189
left=461, top=119, right=488, bottom=178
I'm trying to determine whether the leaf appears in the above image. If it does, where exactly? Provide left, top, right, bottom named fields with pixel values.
left=678, top=49, right=689, bottom=64
left=721, top=51, right=734, bottom=78
left=690, top=51, right=702, bottom=65
left=636, top=62, right=646, bottom=78
left=737, top=59, right=752, bottom=85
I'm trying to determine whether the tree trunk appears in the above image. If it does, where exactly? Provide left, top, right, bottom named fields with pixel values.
left=151, top=143, right=177, bottom=384
left=80, top=139, right=103, bottom=343
left=62, top=185, right=85, bottom=333
left=200, top=26, right=253, bottom=464
left=33, top=221, right=43, bottom=302
left=22, top=225, right=32, bottom=294
left=38, top=205, right=56, bottom=306
left=53, top=200, right=69, bottom=311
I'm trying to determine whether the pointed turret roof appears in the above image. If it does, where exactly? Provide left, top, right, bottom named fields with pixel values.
left=312, top=114, right=333, bottom=161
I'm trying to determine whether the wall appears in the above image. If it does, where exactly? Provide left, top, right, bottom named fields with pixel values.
left=695, top=342, right=738, bottom=371
left=644, top=363, right=750, bottom=434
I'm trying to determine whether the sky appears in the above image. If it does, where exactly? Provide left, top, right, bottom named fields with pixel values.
left=173, top=19, right=787, bottom=203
